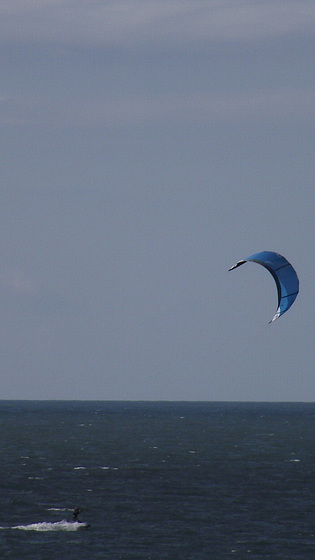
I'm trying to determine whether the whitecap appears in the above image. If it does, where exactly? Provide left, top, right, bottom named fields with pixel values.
left=12, top=520, right=89, bottom=531
left=28, top=476, right=44, bottom=480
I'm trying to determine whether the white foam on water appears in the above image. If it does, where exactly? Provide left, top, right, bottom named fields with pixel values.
left=11, top=520, right=89, bottom=531
left=28, top=476, right=44, bottom=480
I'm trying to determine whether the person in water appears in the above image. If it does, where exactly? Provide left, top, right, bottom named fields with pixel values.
left=72, top=507, right=81, bottom=521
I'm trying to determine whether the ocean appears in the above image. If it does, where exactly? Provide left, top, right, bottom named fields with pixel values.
left=1, top=401, right=315, bottom=559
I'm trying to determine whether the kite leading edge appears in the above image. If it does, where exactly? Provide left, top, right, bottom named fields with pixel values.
left=229, top=251, right=299, bottom=322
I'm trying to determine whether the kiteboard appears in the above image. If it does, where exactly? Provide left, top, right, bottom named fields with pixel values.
left=76, top=521, right=91, bottom=529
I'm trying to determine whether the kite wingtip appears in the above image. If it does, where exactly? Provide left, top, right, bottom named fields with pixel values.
left=228, top=260, right=246, bottom=272
left=269, top=309, right=281, bottom=323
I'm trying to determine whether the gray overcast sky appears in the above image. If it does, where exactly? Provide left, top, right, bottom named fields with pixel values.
left=1, top=1, right=314, bottom=400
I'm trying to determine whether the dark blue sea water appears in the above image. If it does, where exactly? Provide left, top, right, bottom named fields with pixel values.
left=1, top=401, right=315, bottom=559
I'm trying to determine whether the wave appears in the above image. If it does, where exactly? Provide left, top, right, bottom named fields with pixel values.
left=10, top=520, right=90, bottom=531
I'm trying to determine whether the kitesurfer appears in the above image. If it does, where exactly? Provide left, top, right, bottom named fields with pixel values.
left=72, top=507, right=81, bottom=521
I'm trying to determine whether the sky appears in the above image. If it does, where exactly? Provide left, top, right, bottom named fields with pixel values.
left=1, top=0, right=315, bottom=400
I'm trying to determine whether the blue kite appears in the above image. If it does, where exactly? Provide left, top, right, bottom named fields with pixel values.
left=229, top=251, right=299, bottom=322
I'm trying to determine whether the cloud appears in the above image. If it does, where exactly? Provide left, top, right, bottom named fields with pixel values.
left=0, top=266, right=38, bottom=295
left=2, top=87, right=315, bottom=128
left=1, top=0, right=315, bottom=49
left=0, top=266, right=76, bottom=314
left=78, top=88, right=315, bottom=126
left=2, top=1, right=314, bottom=129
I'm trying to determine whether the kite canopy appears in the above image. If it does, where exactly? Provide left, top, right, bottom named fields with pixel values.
left=229, top=251, right=299, bottom=322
